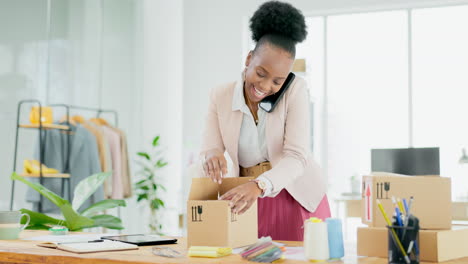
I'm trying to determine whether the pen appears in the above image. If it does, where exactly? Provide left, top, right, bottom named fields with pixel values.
left=59, top=239, right=104, bottom=244
left=406, top=240, right=414, bottom=254
left=403, top=197, right=419, bottom=256
left=395, top=206, right=403, bottom=226
left=403, top=197, right=413, bottom=228
left=397, top=198, right=406, bottom=215
left=413, top=239, right=420, bottom=256
left=391, top=196, right=398, bottom=209
left=408, top=196, right=413, bottom=213
left=377, top=200, right=410, bottom=264
left=391, top=196, right=403, bottom=219
left=402, top=198, right=409, bottom=214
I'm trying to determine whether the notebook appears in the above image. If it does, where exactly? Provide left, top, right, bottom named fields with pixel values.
left=37, top=240, right=139, bottom=254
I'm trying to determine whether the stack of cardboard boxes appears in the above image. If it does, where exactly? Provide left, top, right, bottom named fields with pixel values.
left=357, top=172, right=468, bottom=262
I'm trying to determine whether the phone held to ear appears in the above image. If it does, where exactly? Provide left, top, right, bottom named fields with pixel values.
left=258, top=72, right=295, bottom=113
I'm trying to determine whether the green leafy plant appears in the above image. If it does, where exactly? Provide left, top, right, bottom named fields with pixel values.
left=134, top=135, right=167, bottom=234
left=11, top=171, right=126, bottom=231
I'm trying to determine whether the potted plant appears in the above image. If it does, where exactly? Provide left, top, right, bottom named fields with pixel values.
left=134, top=135, right=167, bottom=234
left=11, top=171, right=126, bottom=231
left=350, top=174, right=361, bottom=194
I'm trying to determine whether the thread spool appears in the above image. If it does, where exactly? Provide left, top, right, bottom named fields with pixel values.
left=304, top=218, right=329, bottom=262
left=326, top=218, right=344, bottom=259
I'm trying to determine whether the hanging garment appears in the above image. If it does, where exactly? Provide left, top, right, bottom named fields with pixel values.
left=109, top=127, right=132, bottom=198
left=87, top=122, right=113, bottom=198
left=100, top=125, right=123, bottom=199
left=26, top=124, right=103, bottom=213
left=81, top=121, right=108, bottom=172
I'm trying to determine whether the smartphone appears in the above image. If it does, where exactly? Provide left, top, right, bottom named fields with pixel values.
left=259, top=72, right=295, bottom=113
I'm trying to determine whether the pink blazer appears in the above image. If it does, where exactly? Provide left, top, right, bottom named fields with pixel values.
left=200, top=75, right=326, bottom=213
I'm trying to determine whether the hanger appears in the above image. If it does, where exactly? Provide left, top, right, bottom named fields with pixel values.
left=89, top=117, right=109, bottom=126
left=59, top=115, right=76, bottom=126
left=72, top=115, right=85, bottom=124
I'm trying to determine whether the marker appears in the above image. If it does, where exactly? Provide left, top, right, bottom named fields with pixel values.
left=377, top=200, right=410, bottom=264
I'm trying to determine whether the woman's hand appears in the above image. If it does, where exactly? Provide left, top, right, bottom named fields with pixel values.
left=219, top=182, right=262, bottom=214
left=202, top=149, right=228, bottom=184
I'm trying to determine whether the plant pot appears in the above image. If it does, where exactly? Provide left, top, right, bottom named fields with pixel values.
left=350, top=180, right=361, bottom=194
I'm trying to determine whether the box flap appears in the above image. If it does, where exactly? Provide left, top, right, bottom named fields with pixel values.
left=189, top=178, right=219, bottom=200
left=371, top=172, right=413, bottom=178
left=371, top=171, right=441, bottom=178
left=219, top=177, right=255, bottom=196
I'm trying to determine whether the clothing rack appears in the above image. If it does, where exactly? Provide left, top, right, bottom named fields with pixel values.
left=10, top=100, right=119, bottom=212
left=48, top=103, right=119, bottom=127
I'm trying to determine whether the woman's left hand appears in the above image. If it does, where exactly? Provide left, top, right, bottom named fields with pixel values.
left=219, top=181, right=262, bottom=214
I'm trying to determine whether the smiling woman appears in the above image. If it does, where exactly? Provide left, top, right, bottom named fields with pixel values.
left=199, top=1, right=331, bottom=241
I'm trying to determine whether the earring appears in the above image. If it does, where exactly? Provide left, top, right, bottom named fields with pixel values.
left=243, top=68, right=248, bottom=80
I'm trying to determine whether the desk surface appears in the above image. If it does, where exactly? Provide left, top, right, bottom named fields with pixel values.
left=0, top=230, right=467, bottom=264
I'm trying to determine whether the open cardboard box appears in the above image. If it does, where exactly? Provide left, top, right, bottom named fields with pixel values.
left=361, top=172, right=451, bottom=229
left=187, top=177, right=258, bottom=248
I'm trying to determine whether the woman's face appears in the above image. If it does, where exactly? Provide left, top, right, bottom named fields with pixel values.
left=244, top=44, right=294, bottom=103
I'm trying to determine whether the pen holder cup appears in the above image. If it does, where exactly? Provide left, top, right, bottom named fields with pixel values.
left=387, top=225, right=419, bottom=264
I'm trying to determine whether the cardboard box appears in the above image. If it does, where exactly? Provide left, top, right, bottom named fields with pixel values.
left=187, top=177, right=258, bottom=248
left=357, top=226, right=468, bottom=262
left=361, top=172, right=451, bottom=229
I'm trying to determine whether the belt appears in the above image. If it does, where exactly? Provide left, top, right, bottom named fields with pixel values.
left=239, top=161, right=272, bottom=178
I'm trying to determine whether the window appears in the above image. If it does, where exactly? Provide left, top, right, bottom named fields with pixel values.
left=412, top=6, right=468, bottom=200
left=326, top=11, right=409, bottom=195
left=296, top=17, right=324, bottom=164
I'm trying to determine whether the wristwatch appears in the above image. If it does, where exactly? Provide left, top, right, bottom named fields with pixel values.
left=254, top=178, right=267, bottom=195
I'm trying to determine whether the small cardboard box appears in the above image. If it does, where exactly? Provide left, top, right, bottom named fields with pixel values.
left=187, top=177, right=258, bottom=248
left=361, top=172, right=451, bottom=229
left=357, top=226, right=468, bottom=262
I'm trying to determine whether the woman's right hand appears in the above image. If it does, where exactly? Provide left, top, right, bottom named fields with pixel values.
left=202, top=149, right=228, bottom=184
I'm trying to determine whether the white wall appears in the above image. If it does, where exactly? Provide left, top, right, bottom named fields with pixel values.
left=0, top=0, right=48, bottom=210
left=134, top=0, right=184, bottom=235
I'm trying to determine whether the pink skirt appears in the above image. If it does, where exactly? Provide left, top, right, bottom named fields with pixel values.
left=258, top=189, right=331, bottom=241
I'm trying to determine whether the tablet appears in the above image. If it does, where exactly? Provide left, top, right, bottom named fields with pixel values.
left=101, top=234, right=177, bottom=246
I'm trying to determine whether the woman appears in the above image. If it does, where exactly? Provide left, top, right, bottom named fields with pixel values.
left=200, top=1, right=330, bottom=241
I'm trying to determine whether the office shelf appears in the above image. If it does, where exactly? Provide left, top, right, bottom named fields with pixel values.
left=20, top=173, right=70, bottom=178
left=19, top=124, right=70, bottom=130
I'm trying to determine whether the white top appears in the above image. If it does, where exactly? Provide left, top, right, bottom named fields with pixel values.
left=231, top=80, right=273, bottom=197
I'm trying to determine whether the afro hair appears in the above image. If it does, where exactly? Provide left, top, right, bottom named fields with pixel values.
left=249, top=1, right=307, bottom=44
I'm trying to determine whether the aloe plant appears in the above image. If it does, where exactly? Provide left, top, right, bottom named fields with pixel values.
left=11, top=171, right=126, bottom=231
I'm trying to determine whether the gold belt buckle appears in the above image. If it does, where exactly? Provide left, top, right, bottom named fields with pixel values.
left=259, top=162, right=270, bottom=173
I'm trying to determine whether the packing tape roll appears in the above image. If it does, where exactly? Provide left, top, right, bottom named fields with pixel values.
left=326, top=218, right=344, bottom=259
left=304, top=221, right=329, bottom=261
